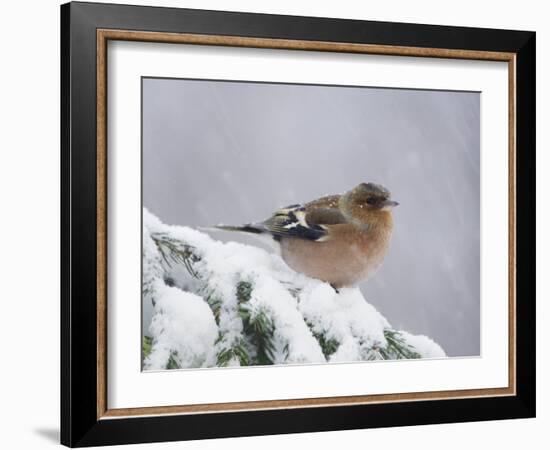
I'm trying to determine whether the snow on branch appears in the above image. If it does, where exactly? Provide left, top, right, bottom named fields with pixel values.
left=142, top=208, right=445, bottom=370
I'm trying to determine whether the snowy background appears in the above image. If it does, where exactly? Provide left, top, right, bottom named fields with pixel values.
left=142, top=77, right=480, bottom=357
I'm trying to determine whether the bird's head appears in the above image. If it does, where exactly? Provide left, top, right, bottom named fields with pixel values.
left=347, top=182, right=398, bottom=210
left=340, top=182, right=398, bottom=226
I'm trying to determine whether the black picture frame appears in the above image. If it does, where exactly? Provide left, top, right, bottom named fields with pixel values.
left=61, top=1, right=535, bottom=447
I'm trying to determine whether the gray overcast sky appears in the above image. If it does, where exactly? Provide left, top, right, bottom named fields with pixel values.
left=143, top=77, right=480, bottom=357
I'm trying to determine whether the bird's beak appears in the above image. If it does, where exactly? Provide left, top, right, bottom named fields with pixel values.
left=380, top=200, right=399, bottom=211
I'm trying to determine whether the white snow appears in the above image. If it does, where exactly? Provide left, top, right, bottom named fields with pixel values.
left=298, top=284, right=389, bottom=362
left=142, top=208, right=446, bottom=370
left=398, top=331, right=446, bottom=358
left=144, top=281, right=218, bottom=370
left=245, top=273, right=326, bottom=364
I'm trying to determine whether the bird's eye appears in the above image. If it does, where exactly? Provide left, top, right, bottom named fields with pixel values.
left=366, top=197, right=378, bottom=205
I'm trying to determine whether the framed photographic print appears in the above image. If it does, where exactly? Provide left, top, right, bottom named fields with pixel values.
left=60, top=1, right=536, bottom=447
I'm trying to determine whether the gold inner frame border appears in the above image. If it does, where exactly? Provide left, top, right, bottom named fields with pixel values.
left=96, top=28, right=517, bottom=420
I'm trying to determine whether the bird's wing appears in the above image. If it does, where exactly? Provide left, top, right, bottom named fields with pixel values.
left=261, top=196, right=347, bottom=242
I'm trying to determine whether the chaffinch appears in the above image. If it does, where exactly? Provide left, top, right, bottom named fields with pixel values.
left=215, top=182, right=398, bottom=288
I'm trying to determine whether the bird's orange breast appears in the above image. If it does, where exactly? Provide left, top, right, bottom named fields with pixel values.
left=279, top=220, right=393, bottom=288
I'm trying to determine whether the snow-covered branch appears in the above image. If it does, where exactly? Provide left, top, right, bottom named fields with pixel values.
left=142, top=208, right=445, bottom=370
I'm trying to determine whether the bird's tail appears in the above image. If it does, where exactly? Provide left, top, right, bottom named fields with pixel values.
left=200, top=224, right=265, bottom=234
